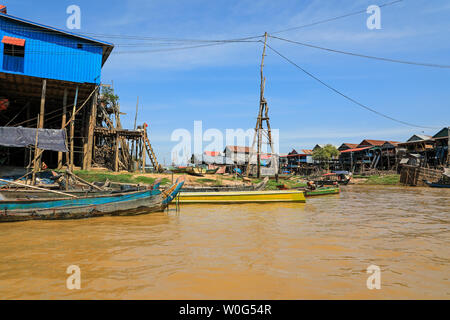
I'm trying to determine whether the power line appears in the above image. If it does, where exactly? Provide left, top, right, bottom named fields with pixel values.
left=271, top=0, right=404, bottom=35
left=264, top=42, right=439, bottom=129
left=269, top=35, right=450, bottom=69
left=113, top=41, right=259, bottom=54
left=4, top=40, right=258, bottom=56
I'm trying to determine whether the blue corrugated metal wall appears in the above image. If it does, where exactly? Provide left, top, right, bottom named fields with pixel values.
left=0, top=16, right=103, bottom=84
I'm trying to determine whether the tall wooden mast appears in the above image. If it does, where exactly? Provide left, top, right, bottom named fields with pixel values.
left=247, top=32, right=274, bottom=178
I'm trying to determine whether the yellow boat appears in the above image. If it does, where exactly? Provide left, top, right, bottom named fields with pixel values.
left=178, top=189, right=306, bottom=204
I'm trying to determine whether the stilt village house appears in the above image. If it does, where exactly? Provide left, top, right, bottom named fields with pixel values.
left=0, top=7, right=160, bottom=173
left=0, top=6, right=113, bottom=170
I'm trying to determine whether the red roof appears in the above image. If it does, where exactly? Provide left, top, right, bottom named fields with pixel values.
left=358, top=139, right=387, bottom=147
left=0, top=5, right=6, bottom=14
left=341, top=143, right=358, bottom=149
left=204, top=151, right=220, bottom=157
left=2, top=36, right=25, bottom=46
left=340, top=146, right=372, bottom=153
left=384, top=141, right=400, bottom=146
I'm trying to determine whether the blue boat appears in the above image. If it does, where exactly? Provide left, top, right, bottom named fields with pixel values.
left=0, top=179, right=184, bottom=222
left=423, top=180, right=450, bottom=188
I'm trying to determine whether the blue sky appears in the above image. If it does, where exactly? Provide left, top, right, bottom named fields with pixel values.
left=3, top=0, right=450, bottom=163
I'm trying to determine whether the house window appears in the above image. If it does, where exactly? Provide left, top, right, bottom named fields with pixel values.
left=4, top=43, right=25, bottom=57
left=77, top=43, right=83, bottom=49
left=2, top=36, right=25, bottom=73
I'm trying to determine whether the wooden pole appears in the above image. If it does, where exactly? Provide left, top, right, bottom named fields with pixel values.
left=0, top=178, right=78, bottom=198
left=36, top=80, right=46, bottom=171
left=31, top=115, right=40, bottom=185
left=132, top=96, right=139, bottom=163
left=114, top=132, right=120, bottom=172
left=39, top=80, right=46, bottom=129
left=70, top=86, right=79, bottom=172
left=141, top=137, right=146, bottom=173
left=257, top=32, right=268, bottom=179
left=57, top=88, right=68, bottom=169
left=447, top=126, right=450, bottom=167
left=84, top=88, right=98, bottom=170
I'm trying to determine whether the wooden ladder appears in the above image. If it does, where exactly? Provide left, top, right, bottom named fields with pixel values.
left=143, top=129, right=161, bottom=172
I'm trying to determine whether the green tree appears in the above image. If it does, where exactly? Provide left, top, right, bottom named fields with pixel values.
left=312, top=144, right=340, bottom=170
left=100, top=86, right=119, bottom=109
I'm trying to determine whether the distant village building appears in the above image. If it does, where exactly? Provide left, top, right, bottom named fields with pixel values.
left=338, top=143, right=358, bottom=152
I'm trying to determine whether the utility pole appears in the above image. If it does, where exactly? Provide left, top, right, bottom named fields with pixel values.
left=132, top=96, right=139, bottom=163
left=447, top=126, right=450, bottom=167
left=247, top=32, right=274, bottom=178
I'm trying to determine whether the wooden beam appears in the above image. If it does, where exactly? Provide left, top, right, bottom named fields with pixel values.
left=35, top=80, right=46, bottom=172
left=57, top=88, right=68, bottom=169
left=31, top=114, right=40, bottom=185
left=38, top=80, right=46, bottom=129
left=83, top=88, right=98, bottom=170
left=114, top=132, right=120, bottom=172
left=70, top=86, right=79, bottom=172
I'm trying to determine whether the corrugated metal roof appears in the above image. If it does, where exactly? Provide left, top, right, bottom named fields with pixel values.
left=340, top=143, right=358, bottom=149
left=358, top=139, right=387, bottom=147
left=2, top=35, right=25, bottom=46
left=0, top=11, right=114, bottom=66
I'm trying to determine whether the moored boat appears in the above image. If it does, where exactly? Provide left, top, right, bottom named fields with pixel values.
left=180, top=177, right=269, bottom=193
left=178, top=189, right=306, bottom=204
left=0, top=180, right=184, bottom=223
left=304, top=186, right=340, bottom=197
left=423, top=180, right=450, bottom=188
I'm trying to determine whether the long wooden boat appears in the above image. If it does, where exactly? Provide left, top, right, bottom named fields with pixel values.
left=0, top=180, right=184, bottom=223
left=0, top=179, right=163, bottom=200
left=304, top=186, right=340, bottom=197
left=180, top=177, right=269, bottom=193
left=423, top=180, right=450, bottom=188
left=178, top=189, right=306, bottom=204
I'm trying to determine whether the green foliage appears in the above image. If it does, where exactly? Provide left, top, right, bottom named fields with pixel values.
left=363, top=174, right=400, bottom=185
left=312, top=144, right=339, bottom=162
left=74, top=171, right=171, bottom=186
left=74, top=171, right=134, bottom=183
left=100, top=86, right=119, bottom=107
left=134, top=176, right=156, bottom=185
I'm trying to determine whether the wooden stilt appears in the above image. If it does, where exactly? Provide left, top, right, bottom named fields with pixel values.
left=83, top=88, right=98, bottom=170
left=58, top=88, right=68, bottom=169
left=36, top=80, right=46, bottom=171
left=114, top=132, right=120, bottom=172
left=70, top=86, right=79, bottom=172
left=31, top=114, right=40, bottom=186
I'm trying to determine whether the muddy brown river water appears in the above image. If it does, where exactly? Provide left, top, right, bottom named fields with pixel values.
left=0, top=185, right=448, bottom=299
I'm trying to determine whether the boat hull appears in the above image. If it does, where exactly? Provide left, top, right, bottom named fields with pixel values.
left=305, top=187, right=340, bottom=197
left=178, top=190, right=306, bottom=204
left=0, top=181, right=184, bottom=223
